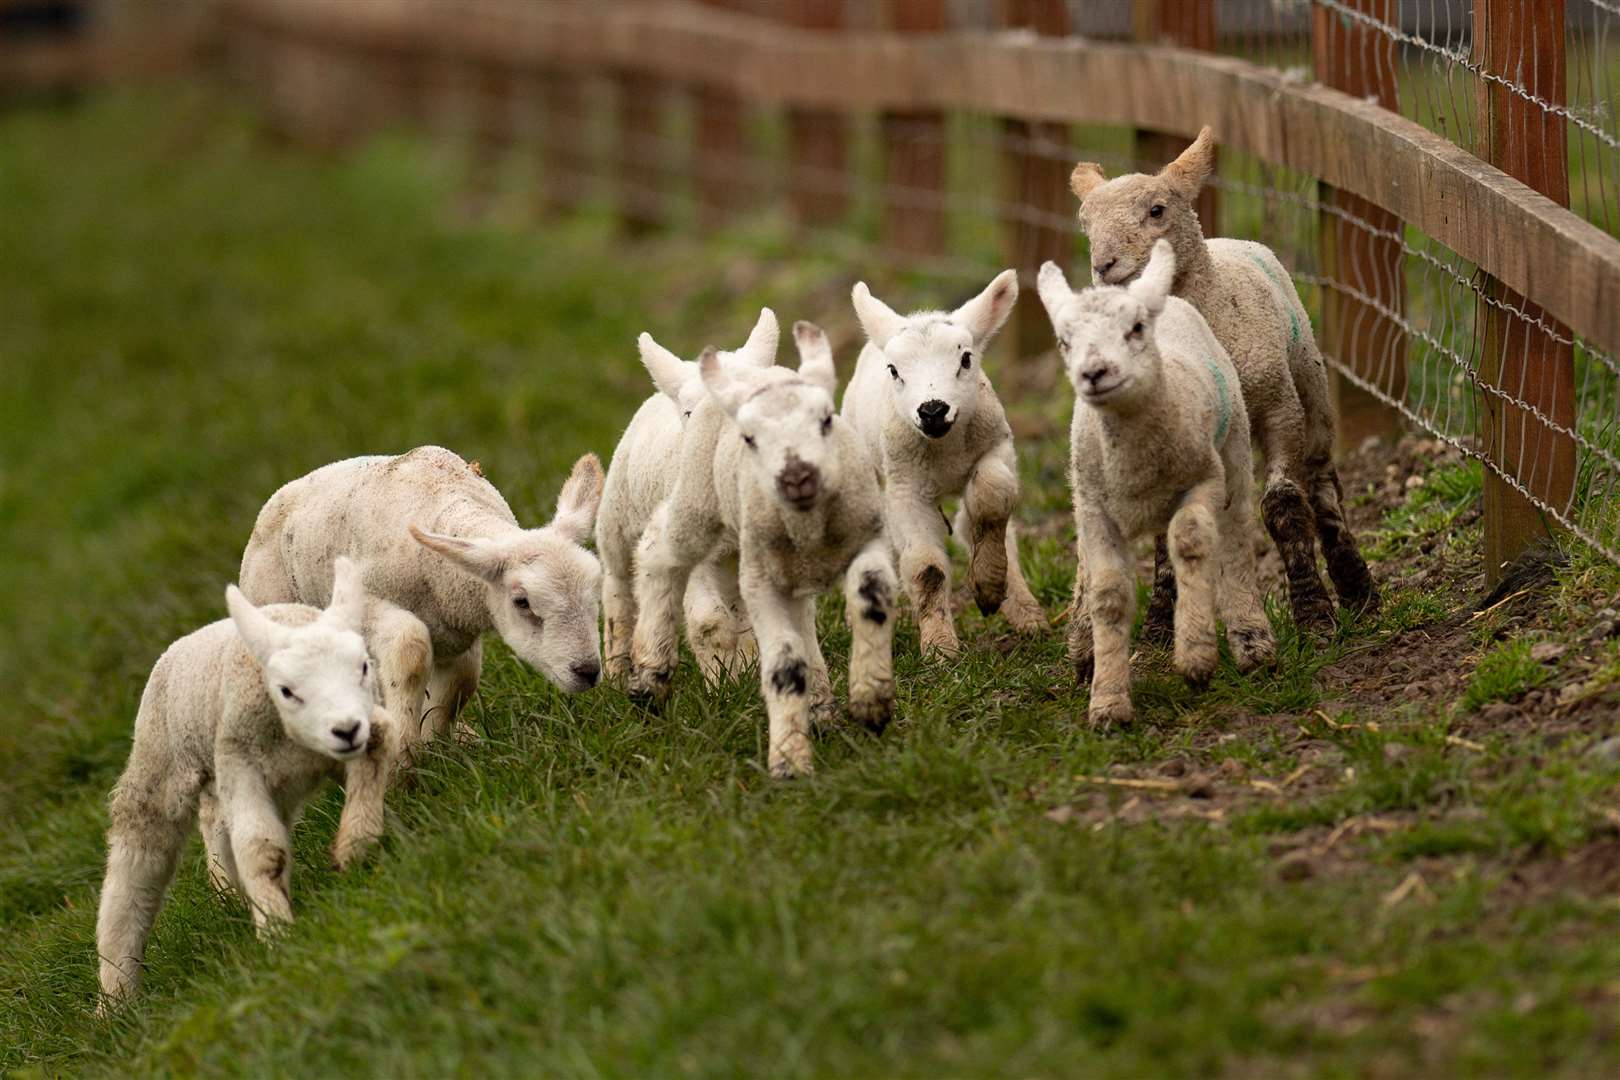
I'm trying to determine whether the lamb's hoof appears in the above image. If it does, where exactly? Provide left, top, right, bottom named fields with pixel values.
left=1071, top=650, right=1095, bottom=685
left=768, top=743, right=814, bottom=779
left=1088, top=694, right=1132, bottom=728
left=847, top=692, right=894, bottom=733
left=1177, top=650, right=1218, bottom=690
left=919, top=620, right=962, bottom=658
left=1229, top=625, right=1277, bottom=673
left=330, top=836, right=373, bottom=872
left=626, top=663, right=674, bottom=706
left=974, top=581, right=1008, bottom=617
left=1001, top=595, right=1048, bottom=633
left=1139, top=610, right=1174, bottom=649
left=1291, top=594, right=1337, bottom=635
left=453, top=721, right=481, bottom=746
left=603, top=655, right=630, bottom=682
left=809, top=694, right=840, bottom=733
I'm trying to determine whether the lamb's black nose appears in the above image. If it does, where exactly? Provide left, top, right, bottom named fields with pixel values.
left=776, top=458, right=821, bottom=510
left=916, top=400, right=953, bottom=437
left=570, top=661, right=601, bottom=688
left=1094, top=258, right=1117, bottom=279
left=331, top=721, right=361, bottom=746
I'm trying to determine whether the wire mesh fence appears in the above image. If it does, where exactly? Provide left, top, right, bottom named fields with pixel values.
left=223, top=0, right=1620, bottom=579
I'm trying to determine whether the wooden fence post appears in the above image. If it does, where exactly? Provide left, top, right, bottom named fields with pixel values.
left=538, top=68, right=587, bottom=216
left=1313, top=0, right=1407, bottom=450
left=616, top=1, right=668, bottom=237
left=1132, top=0, right=1216, bottom=233
left=1474, top=0, right=1577, bottom=582
left=883, top=0, right=947, bottom=257
left=786, top=0, right=848, bottom=229
left=1000, top=0, right=1070, bottom=362
left=693, top=0, right=749, bottom=229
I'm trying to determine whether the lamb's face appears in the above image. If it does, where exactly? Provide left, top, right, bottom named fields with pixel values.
left=705, top=320, right=844, bottom=514
left=259, top=628, right=375, bottom=760
left=1037, top=240, right=1178, bottom=413
left=489, top=533, right=604, bottom=694
left=411, top=453, right=606, bottom=695
left=851, top=270, right=1018, bottom=441
left=1071, top=126, right=1215, bottom=287
left=226, top=556, right=375, bottom=761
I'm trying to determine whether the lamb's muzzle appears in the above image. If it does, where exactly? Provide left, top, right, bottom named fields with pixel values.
left=776, top=454, right=821, bottom=510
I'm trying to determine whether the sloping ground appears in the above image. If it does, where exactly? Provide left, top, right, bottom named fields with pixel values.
left=5, top=83, right=1620, bottom=1079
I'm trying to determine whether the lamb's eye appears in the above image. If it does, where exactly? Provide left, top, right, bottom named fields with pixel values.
left=887, top=364, right=899, bottom=380
left=960, top=351, right=972, bottom=370
left=1130, top=322, right=1144, bottom=337
left=513, top=595, right=530, bottom=611
left=279, top=686, right=295, bottom=701
left=682, top=409, right=693, bottom=419
left=820, top=415, right=832, bottom=436
left=743, top=434, right=757, bottom=450
left=1149, top=204, right=1164, bottom=219
left=360, top=661, right=368, bottom=679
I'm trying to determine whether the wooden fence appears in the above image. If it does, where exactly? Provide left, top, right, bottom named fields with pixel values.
left=222, top=0, right=1620, bottom=583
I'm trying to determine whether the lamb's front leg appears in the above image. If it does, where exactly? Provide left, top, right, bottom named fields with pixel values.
left=890, top=486, right=957, bottom=657
left=366, top=600, right=433, bottom=765
left=219, top=763, right=295, bottom=935
left=685, top=558, right=750, bottom=683
left=332, top=706, right=398, bottom=870
left=1168, top=480, right=1224, bottom=688
left=788, top=596, right=838, bottom=730
left=601, top=563, right=637, bottom=681
left=1080, top=511, right=1134, bottom=726
left=742, top=574, right=816, bottom=778
left=962, top=440, right=1019, bottom=617
left=628, top=503, right=704, bottom=702
left=843, top=539, right=897, bottom=731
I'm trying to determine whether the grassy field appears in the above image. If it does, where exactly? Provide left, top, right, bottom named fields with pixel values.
left=8, top=83, right=1620, bottom=1078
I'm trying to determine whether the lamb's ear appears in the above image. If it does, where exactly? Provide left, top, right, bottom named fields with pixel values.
left=322, top=556, right=367, bottom=632
left=851, top=282, right=906, bottom=350
left=1070, top=161, right=1108, bottom=202
left=953, top=268, right=1019, bottom=349
left=1130, top=240, right=1177, bottom=316
left=409, top=526, right=509, bottom=585
left=226, top=584, right=291, bottom=666
left=1036, top=261, right=1074, bottom=322
left=637, top=333, right=693, bottom=402
left=737, top=307, right=779, bottom=368
left=1160, top=125, right=1215, bottom=200
left=792, top=321, right=837, bottom=395
left=551, top=453, right=604, bottom=544
left=699, top=346, right=753, bottom=418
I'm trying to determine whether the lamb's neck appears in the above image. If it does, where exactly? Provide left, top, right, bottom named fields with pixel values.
left=1172, top=233, right=1218, bottom=306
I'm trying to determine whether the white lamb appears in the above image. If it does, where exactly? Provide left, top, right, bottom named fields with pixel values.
left=239, top=446, right=603, bottom=760
left=1037, top=240, right=1276, bottom=726
left=844, top=270, right=1047, bottom=657
left=627, top=320, right=898, bottom=778
left=598, top=311, right=779, bottom=683
left=1070, top=127, right=1378, bottom=639
left=97, top=557, right=399, bottom=1006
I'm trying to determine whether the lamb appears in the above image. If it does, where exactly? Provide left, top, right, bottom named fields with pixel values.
left=239, top=446, right=603, bottom=761
left=627, top=320, right=897, bottom=778
left=1069, top=127, right=1378, bottom=639
left=1037, top=241, right=1276, bottom=726
left=97, top=557, right=400, bottom=1006
left=598, top=311, right=779, bottom=683
left=843, top=270, right=1047, bottom=658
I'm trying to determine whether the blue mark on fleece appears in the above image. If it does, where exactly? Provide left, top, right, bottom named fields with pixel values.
left=1247, top=252, right=1301, bottom=345
left=1207, top=357, right=1231, bottom=446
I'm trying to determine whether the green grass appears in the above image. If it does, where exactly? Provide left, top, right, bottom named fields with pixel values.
left=1461, top=641, right=1553, bottom=713
left=8, top=83, right=1620, bottom=1079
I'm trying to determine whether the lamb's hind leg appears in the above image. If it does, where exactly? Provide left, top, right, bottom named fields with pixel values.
left=844, top=540, right=898, bottom=732
left=1140, top=535, right=1177, bottom=647
left=892, top=489, right=958, bottom=657
left=1309, top=461, right=1379, bottom=614
left=198, top=791, right=237, bottom=895
left=629, top=502, right=710, bottom=701
left=425, top=639, right=482, bottom=745
left=1258, top=415, right=1335, bottom=632
left=366, top=600, right=433, bottom=764
left=1217, top=471, right=1277, bottom=675
left=1168, top=484, right=1223, bottom=688
left=97, top=773, right=197, bottom=1008
left=686, top=558, right=751, bottom=683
